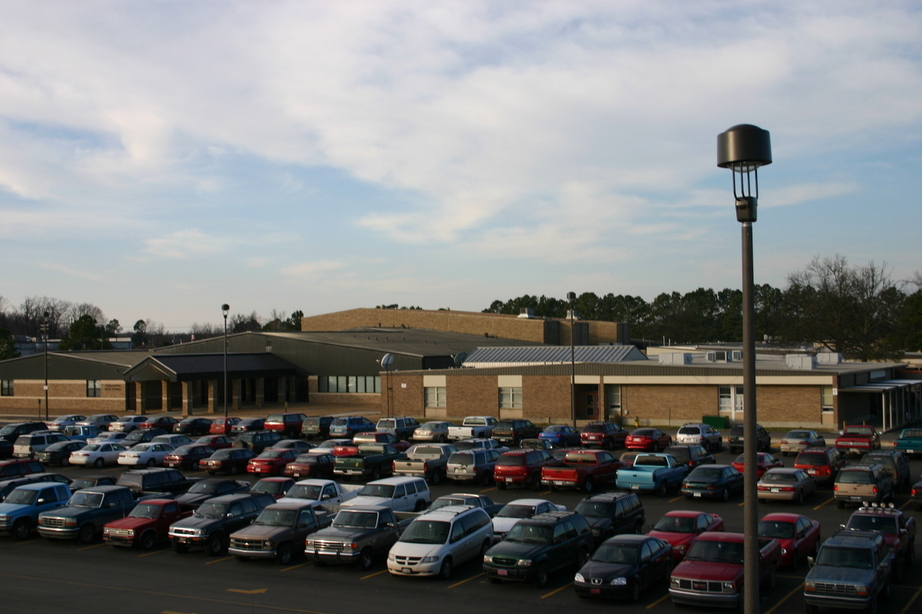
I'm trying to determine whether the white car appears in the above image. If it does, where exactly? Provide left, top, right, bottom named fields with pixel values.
left=491, top=498, right=567, bottom=541
left=87, top=431, right=129, bottom=445
left=387, top=506, right=493, bottom=579
left=47, top=414, right=87, bottom=432
left=76, top=414, right=120, bottom=431
left=117, top=442, right=175, bottom=467
left=110, top=415, right=149, bottom=433
left=150, top=434, right=194, bottom=448
left=70, top=443, right=129, bottom=467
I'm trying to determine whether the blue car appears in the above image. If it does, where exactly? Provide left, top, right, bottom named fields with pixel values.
left=538, top=425, right=582, bottom=448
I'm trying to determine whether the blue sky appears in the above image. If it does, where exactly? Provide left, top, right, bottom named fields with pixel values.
left=1, top=1, right=920, bottom=331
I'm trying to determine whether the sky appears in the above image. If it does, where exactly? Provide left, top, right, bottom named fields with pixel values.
left=1, top=0, right=920, bottom=332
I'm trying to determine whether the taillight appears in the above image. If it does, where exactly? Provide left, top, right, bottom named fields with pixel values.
left=872, top=487, right=878, bottom=494
left=834, top=485, right=839, bottom=491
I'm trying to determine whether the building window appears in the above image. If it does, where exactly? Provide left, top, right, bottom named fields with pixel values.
left=425, top=386, right=446, bottom=408
left=821, top=386, right=834, bottom=412
left=718, top=385, right=744, bottom=413
left=86, top=380, right=101, bottom=398
left=1, top=380, right=12, bottom=396
left=318, top=375, right=380, bottom=394
left=499, top=387, right=523, bottom=409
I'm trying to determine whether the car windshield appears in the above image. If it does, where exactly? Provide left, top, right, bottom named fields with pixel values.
left=334, top=510, right=378, bottom=529
left=837, top=471, right=873, bottom=484
left=582, top=424, right=607, bottom=433
left=286, top=484, right=321, bottom=500
left=377, top=419, right=396, bottom=429
left=257, top=450, right=287, bottom=459
left=195, top=502, right=228, bottom=519
left=0, top=425, right=19, bottom=436
left=129, top=503, right=163, bottom=519
left=544, top=426, right=566, bottom=433
left=331, top=418, right=348, bottom=426
left=399, top=520, right=450, bottom=544
left=69, top=492, right=103, bottom=508
left=678, top=427, right=701, bottom=435
left=665, top=448, right=691, bottom=461
left=758, top=520, right=795, bottom=539
left=4, top=489, right=39, bottom=505
left=212, top=450, right=233, bottom=459
left=188, top=481, right=221, bottom=494
left=575, top=501, right=616, bottom=518
left=786, top=431, right=813, bottom=439
left=448, top=454, right=474, bottom=466
left=653, top=515, right=695, bottom=533
left=253, top=481, right=287, bottom=495
left=847, top=516, right=898, bottom=534
left=506, top=523, right=551, bottom=544
left=496, top=504, right=535, bottom=519
left=593, top=543, right=640, bottom=564
left=82, top=444, right=101, bottom=452
left=816, top=546, right=873, bottom=569
left=292, top=455, right=314, bottom=463
left=254, top=509, right=297, bottom=526
left=633, top=429, right=655, bottom=437
left=845, top=427, right=874, bottom=436
left=359, top=484, right=395, bottom=498
left=430, top=497, right=468, bottom=510
left=685, top=539, right=743, bottom=564
left=762, top=472, right=797, bottom=483
left=689, top=468, right=724, bottom=480
left=563, top=453, right=599, bottom=464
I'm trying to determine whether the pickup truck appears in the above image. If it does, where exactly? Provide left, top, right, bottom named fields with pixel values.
left=843, top=503, right=916, bottom=581
left=334, top=444, right=405, bottom=481
left=804, top=530, right=893, bottom=614
left=615, top=453, right=688, bottom=497
left=895, top=428, right=922, bottom=459
left=229, top=501, right=333, bottom=564
left=391, top=443, right=458, bottom=484
left=540, top=449, right=624, bottom=493
left=168, top=492, right=276, bottom=555
left=103, top=498, right=191, bottom=549
left=277, top=478, right=362, bottom=508
left=37, top=485, right=139, bottom=543
left=0, top=481, right=72, bottom=540
left=835, top=425, right=881, bottom=456
left=669, top=531, right=781, bottom=610
left=305, top=505, right=412, bottom=569
left=448, top=416, right=498, bottom=440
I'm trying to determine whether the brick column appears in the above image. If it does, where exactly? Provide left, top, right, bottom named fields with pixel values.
left=181, top=382, right=194, bottom=417
left=207, top=380, right=217, bottom=414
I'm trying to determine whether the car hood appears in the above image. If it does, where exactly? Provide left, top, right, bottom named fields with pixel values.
left=585, top=517, right=612, bottom=532
left=0, top=502, right=33, bottom=515
left=343, top=496, right=392, bottom=508
left=807, top=565, right=875, bottom=584
left=107, top=516, right=156, bottom=530
left=232, top=524, right=292, bottom=540
left=175, top=493, right=212, bottom=507
left=673, top=560, right=742, bottom=582
left=311, top=526, right=376, bottom=541
left=391, top=541, right=443, bottom=559
left=172, top=515, right=222, bottom=530
left=578, top=560, right=638, bottom=581
left=487, top=540, right=547, bottom=559
left=646, top=530, right=694, bottom=547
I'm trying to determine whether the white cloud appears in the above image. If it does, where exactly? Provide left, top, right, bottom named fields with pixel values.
left=143, top=229, right=227, bottom=259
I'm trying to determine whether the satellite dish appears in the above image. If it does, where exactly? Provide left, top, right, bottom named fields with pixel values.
left=380, top=353, right=394, bottom=369
left=453, top=352, right=467, bottom=367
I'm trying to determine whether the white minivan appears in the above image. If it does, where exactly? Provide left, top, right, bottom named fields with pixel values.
left=387, top=505, right=493, bottom=579
left=340, top=477, right=430, bottom=512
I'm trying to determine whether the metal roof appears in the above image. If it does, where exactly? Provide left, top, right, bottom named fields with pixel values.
left=463, top=345, right=646, bottom=367
left=124, top=353, right=298, bottom=382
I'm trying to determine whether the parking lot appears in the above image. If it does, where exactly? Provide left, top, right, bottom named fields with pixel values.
left=1, top=435, right=921, bottom=614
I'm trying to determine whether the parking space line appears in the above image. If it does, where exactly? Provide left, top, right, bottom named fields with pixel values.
left=280, top=563, right=307, bottom=572
left=448, top=572, right=483, bottom=588
left=901, top=586, right=922, bottom=614
left=668, top=496, right=683, bottom=503
left=138, top=549, right=167, bottom=557
left=646, top=594, right=669, bottom=609
left=361, top=569, right=388, bottom=580
left=479, top=487, right=497, bottom=493
left=812, top=497, right=834, bottom=511
left=764, top=582, right=804, bottom=614
left=205, top=556, right=234, bottom=565
left=899, top=499, right=912, bottom=511
left=77, top=543, right=105, bottom=551
left=540, top=582, right=572, bottom=599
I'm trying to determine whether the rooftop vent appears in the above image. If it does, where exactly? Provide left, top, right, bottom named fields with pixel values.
left=658, top=352, right=692, bottom=365
left=816, top=352, right=843, bottom=365
left=518, top=308, right=535, bottom=319
left=785, top=354, right=817, bottom=370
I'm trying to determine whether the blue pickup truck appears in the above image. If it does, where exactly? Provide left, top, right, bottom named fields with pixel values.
left=615, top=453, right=688, bottom=497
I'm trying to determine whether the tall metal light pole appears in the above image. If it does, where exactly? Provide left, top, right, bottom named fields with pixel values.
left=718, top=124, right=771, bottom=614
left=42, top=311, right=50, bottom=421
left=222, top=304, right=230, bottom=418
left=567, top=292, right=577, bottom=429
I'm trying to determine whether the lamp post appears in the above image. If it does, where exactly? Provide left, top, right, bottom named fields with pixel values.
left=42, top=311, right=50, bottom=421
left=567, top=292, right=577, bottom=429
left=222, top=304, right=230, bottom=418
left=717, top=124, right=771, bottom=614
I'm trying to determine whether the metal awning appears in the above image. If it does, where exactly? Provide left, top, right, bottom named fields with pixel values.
left=838, top=379, right=921, bottom=393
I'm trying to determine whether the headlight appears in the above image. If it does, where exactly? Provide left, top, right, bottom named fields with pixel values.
left=264, top=540, right=274, bottom=551
left=804, top=580, right=815, bottom=591
left=516, top=559, right=532, bottom=567
left=0, top=515, right=9, bottom=523
left=387, top=552, right=396, bottom=561
left=483, top=555, right=494, bottom=563
left=125, top=529, right=134, bottom=537
left=574, top=573, right=585, bottom=582
left=781, top=548, right=788, bottom=555
left=670, top=577, right=681, bottom=587
left=64, top=518, right=77, bottom=526
left=722, top=581, right=735, bottom=591
left=610, top=577, right=627, bottom=586
left=189, top=529, right=205, bottom=537
left=421, top=555, right=439, bottom=563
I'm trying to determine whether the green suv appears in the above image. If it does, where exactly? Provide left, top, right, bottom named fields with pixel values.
left=482, top=510, right=593, bottom=587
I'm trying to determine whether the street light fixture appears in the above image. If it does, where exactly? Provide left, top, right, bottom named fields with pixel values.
left=567, top=292, right=577, bottom=429
left=222, top=304, right=230, bottom=418
left=717, top=123, right=771, bottom=614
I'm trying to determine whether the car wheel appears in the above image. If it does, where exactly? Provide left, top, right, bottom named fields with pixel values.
left=370, top=467, right=381, bottom=481
left=796, top=491, right=804, bottom=505
left=629, top=579, right=641, bottom=603
left=354, top=547, right=374, bottom=570
left=480, top=471, right=493, bottom=486
left=229, top=464, right=238, bottom=475
left=582, top=477, right=594, bottom=494
left=206, top=533, right=225, bottom=556
left=437, top=557, right=453, bottom=580
left=530, top=473, right=542, bottom=491
left=12, top=518, right=32, bottom=541
left=276, top=542, right=294, bottom=566
left=658, top=481, right=668, bottom=497
left=140, top=531, right=156, bottom=551
left=430, top=470, right=443, bottom=486
left=413, top=499, right=426, bottom=512
left=497, top=482, right=507, bottom=490
left=532, top=563, right=549, bottom=588
left=173, top=541, right=190, bottom=553
left=146, top=458, right=156, bottom=467
left=94, top=458, right=105, bottom=468
left=721, top=488, right=730, bottom=502
left=60, top=456, right=70, bottom=467
left=77, top=524, right=96, bottom=545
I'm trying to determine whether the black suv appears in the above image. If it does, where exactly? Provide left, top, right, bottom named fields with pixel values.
left=0, top=422, right=49, bottom=458
left=233, top=430, right=282, bottom=454
left=116, top=468, right=196, bottom=497
left=575, top=492, right=645, bottom=543
left=493, top=420, right=540, bottom=446
left=728, top=424, right=772, bottom=454
left=168, top=492, right=276, bottom=555
left=483, top=510, right=594, bottom=587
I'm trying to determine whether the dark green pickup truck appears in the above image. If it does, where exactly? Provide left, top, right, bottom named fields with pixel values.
left=334, top=444, right=405, bottom=481
left=37, top=485, right=138, bottom=543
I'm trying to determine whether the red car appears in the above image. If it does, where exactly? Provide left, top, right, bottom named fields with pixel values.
left=757, top=512, right=821, bottom=568
left=646, top=510, right=725, bottom=561
left=195, top=435, right=234, bottom=450
left=731, top=452, right=784, bottom=478
left=246, top=449, right=299, bottom=475
left=209, top=417, right=241, bottom=435
left=139, top=416, right=179, bottom=433
left=283, top=452, right=336, bottom=479
left=263, top=413, right=307, bottom=439
left=162, top=444, right=214, bottom=470
left=625, top=428, right=672, bottom=452
left=251, top=476, right=294, bottom=499
left=103, top=498, right=190, bottom=549
left=793, top=447, right=845, bottom=485
left=493, top=449, right=560, bottom=490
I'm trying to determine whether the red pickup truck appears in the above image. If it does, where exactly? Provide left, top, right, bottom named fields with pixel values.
left=540, top=449, right=624, bottom=493
left=103, top=498, right=190, bottom=550
left=669, top=531, right=781, bottom=610
left=835, top=425, right=881, bottom=456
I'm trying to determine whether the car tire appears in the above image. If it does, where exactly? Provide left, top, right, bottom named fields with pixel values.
left=276, top=542, right=294, bottom=566
left=354, top=547, right=374, bottom=570
left=532, top=563, right=549, bottom=588
left=206, top=533, right=225, bottom=557
left=629, top=579, right=641, bottom=603
left=12, top=518, right=32, bottom=541
left=430, top=470, right=443, bottom=486
left=140, top=531, right=156, bottom=551
left=721, top=488, right=730, bottom=502
left=146, top=458, right=156, bottom=467
left=413, top=499, right=426, bottom=512
left=61, top=456, right=70, bottom=467
left=497, top=482, right=507, bottom=490
left=480, top=471, right=492, bottom=486
left=370, top=467, right=381, bottom=481
left=583, top=478, right=594, bottom=494
left=530, top=473, right=542, bottom=491
left=173, top=541, right=190, bottom=553
left=229, top=465, right=238, bottom=475
left=94, top=458, right=105, bottom=468
left=77, top=524, right=96, bottom=545
left=658, top=481, right=668, bottom=497
left=796, top=491, right=804, bottom=505
left=437, top=557, right=453, bottom=580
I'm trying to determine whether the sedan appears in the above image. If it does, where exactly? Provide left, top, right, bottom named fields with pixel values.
left=625, top=428, right=672, bottom=452
left=70, top=443, right=128, bottom=467
left=312, top=438, right=355, bottom=456
left=731, top=452, right=784, bottom=478
left=646, top=510, right=725, bottom=561
left=411, top=421, right=452, bottom=443
left=270, top=439, right=315, bottom=453
left=36, top=440, right=87, bottom=466
left=76, top=414, right=120, bottom=431
left=174, top=418, right=213, bottom=436
left=162, top=444, right=214, bottom=470
left=47, top=414, right=86, bottom=432
left=779, top=430, right=826, bottom=456
left=282, top=453, right=335, bottom=479
left=196, top=435, right=234, bottom=450
left=201, top=448, right=256, bottom=475
left=757, top=467, right=817, bottom=504
left=574, top=534, right=674, bottom=601
left=681, top=464, right=744, bottom=501
left=139, top=416, right=179, bottom=432
left=538, top=425, right=582, bottom=448
left=230, top=418, right=265, bottom=436
left=117, top=443, right=175, bottom=467
left=87, top=431, right=129, bottom=445
left=209, top=416, right=241, bottom=435
left=122, top=428, right=167, bottom=448
left=110, top=415, right=149, bottom=433
left=247, top=449, right=299, bottom=475
left=757, top=512, right=820, bottom=568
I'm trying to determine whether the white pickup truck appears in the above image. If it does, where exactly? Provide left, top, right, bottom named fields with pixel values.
left=448, top=416, right=498, bottom=440
left=277, top=479, right=363, bottom=508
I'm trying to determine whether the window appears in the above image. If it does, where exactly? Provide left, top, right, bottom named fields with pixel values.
left=821, top=386, right=834, bottom=412
left=0, top=380, right=12, bottom=396
left=718, top=385, right=744, bottom=413
left=499, top=387, right=522, bottom=409
left=86, top=380, right=101, bottom=398
left=425, top=386, right=447, bottom=408
left=319, top=375, right=380, bottom=394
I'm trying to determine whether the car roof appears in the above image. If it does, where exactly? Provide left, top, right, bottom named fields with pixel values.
left=504, top=498, right=553, bottom=506
left=761, top=512, right=807, bottom=522
left=664, top=510, right=709, bottom=518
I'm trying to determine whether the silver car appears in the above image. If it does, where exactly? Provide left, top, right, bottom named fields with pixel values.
left=674, top=423, right=722, bottom=453
left=779, top=430, right=826, bottom=456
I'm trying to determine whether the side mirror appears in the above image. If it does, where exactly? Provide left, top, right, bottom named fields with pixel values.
left=806, top=556, right=815, bottom=567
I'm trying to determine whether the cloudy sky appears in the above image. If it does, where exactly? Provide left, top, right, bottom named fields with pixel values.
left=1, top=1, right=920, bottom=331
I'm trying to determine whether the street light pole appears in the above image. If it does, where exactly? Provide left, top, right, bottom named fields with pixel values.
left=222, top=304, right=230, bottom=418
left=567, top=292, right=577, bottom=429
left=718, top=124, right=771, bottom=614
left=42, top=311, right=49, bottom=421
